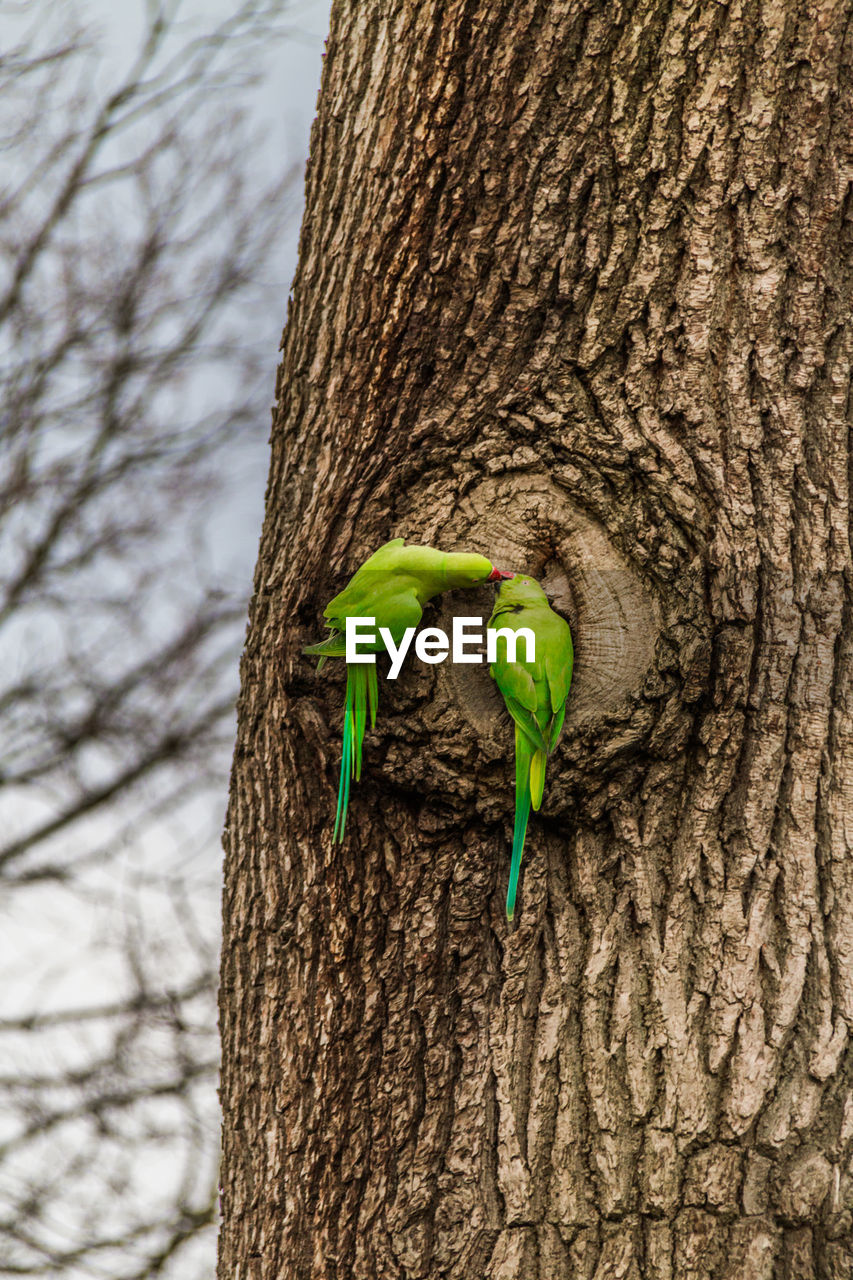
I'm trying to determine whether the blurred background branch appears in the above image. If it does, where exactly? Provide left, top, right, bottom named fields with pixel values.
left=0, top=1, right=320, bottom=1274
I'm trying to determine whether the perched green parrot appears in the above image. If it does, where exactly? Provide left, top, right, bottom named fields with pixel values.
left=305, top=538, right=512, bottom=841
left=488, top=576, right=573, bottom=920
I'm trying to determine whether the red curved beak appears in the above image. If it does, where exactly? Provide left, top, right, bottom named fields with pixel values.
left=487, top=568, right=515, bottom=581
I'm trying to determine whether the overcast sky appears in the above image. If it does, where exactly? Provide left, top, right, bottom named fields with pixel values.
left=0, top=0, right=335, bottom=983
left=85, top=0, right=334, bottom=578
left=0, top=8, right=335, bottom=1273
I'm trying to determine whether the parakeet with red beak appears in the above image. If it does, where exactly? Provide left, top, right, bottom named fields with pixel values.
left=488, top=575, right=573, bottom=920
left=305, top=538, right=512, bottom=841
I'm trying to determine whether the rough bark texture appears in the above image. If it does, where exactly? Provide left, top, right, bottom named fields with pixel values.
left=220, top=1, right=853, bottom=1276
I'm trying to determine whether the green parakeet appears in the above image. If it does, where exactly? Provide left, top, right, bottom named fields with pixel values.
left=305, top=538, right=512, bottom=842
left=488, top=575, right=573, bottom=920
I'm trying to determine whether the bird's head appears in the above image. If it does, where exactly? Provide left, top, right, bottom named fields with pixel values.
left=493, top=574, right=548, bottom=606
left=442, top=553, right=513, bottom=587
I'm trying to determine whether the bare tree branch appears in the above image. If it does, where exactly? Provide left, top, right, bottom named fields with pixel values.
left=0, top=0, right=305, bottom=1274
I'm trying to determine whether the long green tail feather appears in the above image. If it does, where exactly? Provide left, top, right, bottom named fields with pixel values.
left=367, top=663, right=379, bottom=729
left=333, top=684, right=353, bottom=843
left=354, top=666, right=366, bottom=781
left=332, top=663, right=380, bottom=842
left=304, top=630, right=345, bottom=659
left=507, top=726, right=534, bottom=920
left=530, top=748, right=547, bottom=811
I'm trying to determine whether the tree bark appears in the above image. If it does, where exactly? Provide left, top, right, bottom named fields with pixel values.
left=219, top=1, right=853, bottom=1276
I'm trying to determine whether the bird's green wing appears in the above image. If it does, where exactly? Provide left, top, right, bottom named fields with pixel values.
left=504, top=695, right=549, bottom=754
left=304, top=631, right=346, bottom=660
left=548, top=701, right=567, bottom=751
left=490, top=656, right=549, bottom=753
left=491, top=657, right=536, bottom=710
left=322, top=539, right=406, bottom=624
left=377, top=583, right=424, bottom=645
left=307, top=577, right=423, bottom=661
left=542, top=616, right=573, bottom=750
left=544, top=624, right=573, bottom=714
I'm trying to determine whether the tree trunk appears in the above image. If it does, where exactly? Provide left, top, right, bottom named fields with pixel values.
left=219, top=1, right=853, bottom=1276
